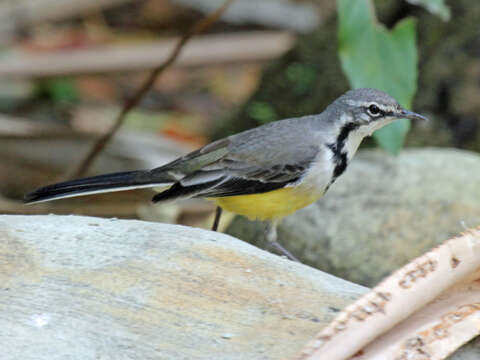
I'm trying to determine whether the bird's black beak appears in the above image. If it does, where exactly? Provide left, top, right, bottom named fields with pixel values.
left=398, top=109, right=428, bottom=121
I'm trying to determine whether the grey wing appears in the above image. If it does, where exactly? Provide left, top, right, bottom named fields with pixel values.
left=152, top=118, right=321, bottom=201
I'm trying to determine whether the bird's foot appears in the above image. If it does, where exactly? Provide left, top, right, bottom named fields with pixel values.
left=269, top=240, right=300, bottom=262
left=265, top=221, right=299, bottom=262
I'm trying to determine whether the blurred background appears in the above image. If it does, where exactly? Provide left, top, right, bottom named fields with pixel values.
left=1, top=0, right=478, bottom=265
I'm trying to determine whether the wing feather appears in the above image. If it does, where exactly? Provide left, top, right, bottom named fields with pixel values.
left=151, top=116, right=322, bottom=201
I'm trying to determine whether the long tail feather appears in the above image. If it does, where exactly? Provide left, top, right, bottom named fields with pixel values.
left=24, top=170, right=172, bottom=204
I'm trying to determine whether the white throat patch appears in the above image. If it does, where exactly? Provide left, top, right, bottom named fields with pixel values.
left=345, top=117, right=395, bottom=159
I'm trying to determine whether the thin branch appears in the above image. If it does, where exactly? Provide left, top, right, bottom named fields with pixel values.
left=66, top=0, right=234, bottom=179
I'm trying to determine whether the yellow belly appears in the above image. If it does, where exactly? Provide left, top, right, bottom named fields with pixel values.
left=213, top=187, right=322, bottom=221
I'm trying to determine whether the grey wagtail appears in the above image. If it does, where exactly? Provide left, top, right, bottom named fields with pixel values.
left=25, top=88, right=427, bottom=260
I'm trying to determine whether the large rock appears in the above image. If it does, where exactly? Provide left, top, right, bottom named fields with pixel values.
left=227, top=148, right=480, bottom=287
left=0, top=215, right=365, bottom=360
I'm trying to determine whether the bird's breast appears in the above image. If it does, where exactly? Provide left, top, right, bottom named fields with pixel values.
left=295, top=148, right=336, bottom=193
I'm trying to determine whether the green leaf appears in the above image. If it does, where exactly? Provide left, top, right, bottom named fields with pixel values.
left=38, top=77, right=79, bottom=104
left=337, top=0, right=418, bottom=154
left=405, top=0, right=450, bottom=21
left=286, top=63, right=316, bottom=95
left=247, top=101, right=277, bottom=124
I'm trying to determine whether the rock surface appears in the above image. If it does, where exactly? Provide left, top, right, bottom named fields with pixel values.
left=450, top=339, right=480, bottom=360
left=0, top=215, right=365, bottom=360
left=227, top=148, right=480, bottom=287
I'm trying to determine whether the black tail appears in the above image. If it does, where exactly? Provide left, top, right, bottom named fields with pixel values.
left=24, top=170, right=172, bottom=204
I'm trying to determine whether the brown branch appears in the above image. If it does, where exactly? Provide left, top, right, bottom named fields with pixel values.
left=0, top=32, right=293, bottom=78
left=66, top=0, right=234, bottom=180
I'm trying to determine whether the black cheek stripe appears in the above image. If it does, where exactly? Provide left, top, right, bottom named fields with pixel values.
left=325, top=122, right=359, bottom=189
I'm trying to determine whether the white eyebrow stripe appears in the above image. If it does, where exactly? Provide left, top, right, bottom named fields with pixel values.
left=381, top=105, right=397, bottom=113
left=346, top=100, right=398, bottom=114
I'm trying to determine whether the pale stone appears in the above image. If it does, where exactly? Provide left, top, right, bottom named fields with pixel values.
left=0, top=215, right=365, bottom=360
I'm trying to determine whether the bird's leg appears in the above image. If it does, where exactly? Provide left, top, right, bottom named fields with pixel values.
left=265, top=221, right=299, bottom=262
left=211, top=206, right=222, bottom=231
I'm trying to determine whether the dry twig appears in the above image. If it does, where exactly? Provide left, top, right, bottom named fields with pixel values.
left=66, top=0, right=234, bottom=179
left=0, top=32, right=293, bottom=77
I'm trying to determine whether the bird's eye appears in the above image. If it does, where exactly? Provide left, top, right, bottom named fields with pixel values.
left=367, top=104, right=381, bottom=116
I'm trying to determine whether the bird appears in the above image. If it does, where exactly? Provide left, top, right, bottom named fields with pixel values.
left=25, top=88, right=427, bottom=260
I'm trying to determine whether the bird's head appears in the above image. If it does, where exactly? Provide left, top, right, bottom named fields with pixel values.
left=332, top=88, right=427, bottom=136
left=323, top=88, right=427, bottom=159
